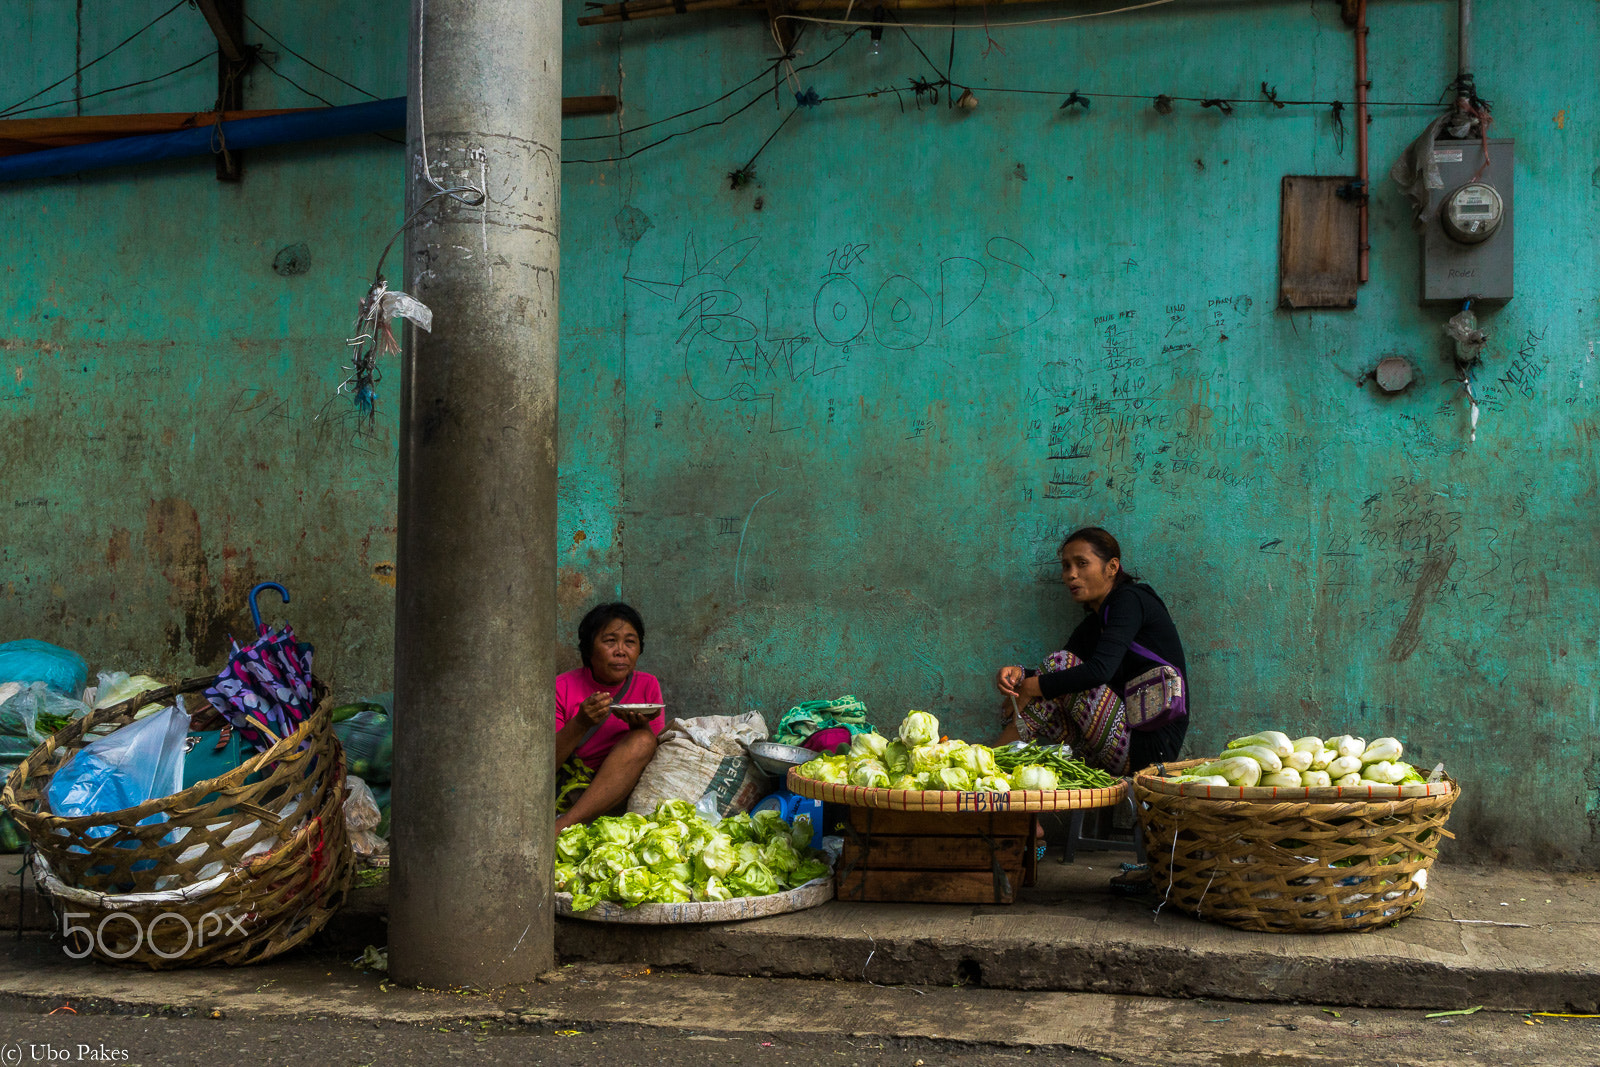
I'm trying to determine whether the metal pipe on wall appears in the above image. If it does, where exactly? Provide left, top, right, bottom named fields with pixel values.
left=0, top=99, right=402, bottom=183
left=1458, top=0, right=1473, bottom=79
left=1355, top=0, right=1370, bottom=283
left=389, top=0, right=562, bottom=987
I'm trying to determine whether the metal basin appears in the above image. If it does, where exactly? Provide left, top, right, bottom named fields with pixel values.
left=748, top=741, right=817, bottom=778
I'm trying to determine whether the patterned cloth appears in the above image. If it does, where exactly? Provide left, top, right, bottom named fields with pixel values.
left=774, top=695, right=875, bottom=746
left=1014, top=650, right=1130, bottom=775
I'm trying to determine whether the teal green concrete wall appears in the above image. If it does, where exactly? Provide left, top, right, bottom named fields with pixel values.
left=4, top=1, right=1598, bottom=863
left=0, top=2, right=407, bottom=691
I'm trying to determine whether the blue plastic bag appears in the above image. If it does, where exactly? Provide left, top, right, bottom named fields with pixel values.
left=0, top=640, right=87, bottom=695
left=47, top=705, right=189, bottom=848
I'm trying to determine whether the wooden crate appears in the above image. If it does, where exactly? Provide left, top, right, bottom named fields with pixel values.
left=835, top=807, right=1037, bottom=904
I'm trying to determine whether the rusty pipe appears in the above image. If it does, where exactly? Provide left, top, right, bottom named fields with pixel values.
left=1355, top=0, right=1370, bottom=283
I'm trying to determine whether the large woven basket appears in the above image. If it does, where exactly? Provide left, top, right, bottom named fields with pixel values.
left=1133, top=758, right=1458, bottom=933
left=1, top=675, right=352, bottom=967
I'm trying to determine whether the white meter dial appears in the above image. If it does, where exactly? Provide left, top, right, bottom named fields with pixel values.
left=1442, top=181, right=1505, bottom=244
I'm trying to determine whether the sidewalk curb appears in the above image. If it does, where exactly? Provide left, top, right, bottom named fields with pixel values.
left=7, top=864, right=1598, bottom=1013
left=553, top=919, right=1598, bottom=1011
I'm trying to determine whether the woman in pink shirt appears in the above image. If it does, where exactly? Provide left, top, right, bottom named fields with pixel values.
left=554, top=602, right=665, bottom=831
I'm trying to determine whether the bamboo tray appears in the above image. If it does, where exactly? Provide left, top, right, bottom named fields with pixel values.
left=556, top=874, right=833, bottom=924
left=787, top=767, right=1126, bottom=813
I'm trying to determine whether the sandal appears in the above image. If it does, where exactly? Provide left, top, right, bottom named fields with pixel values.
left=1108, top=862, right=1152, bottom=896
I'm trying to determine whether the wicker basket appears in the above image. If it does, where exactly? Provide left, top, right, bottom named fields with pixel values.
left=1, top=675, right=353, bottom=967
left=1133, top=758, right=1459, bottom=933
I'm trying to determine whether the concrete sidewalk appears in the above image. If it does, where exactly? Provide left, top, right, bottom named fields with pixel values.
left=3, top=858, right=1596, bottom=1012
left=549, top=861, right=1600, bottom=1011
left=1, top=945, right=1596, bottom=1067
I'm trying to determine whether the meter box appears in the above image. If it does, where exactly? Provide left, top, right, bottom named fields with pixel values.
left=1422, top=138, right=1513, bottom=303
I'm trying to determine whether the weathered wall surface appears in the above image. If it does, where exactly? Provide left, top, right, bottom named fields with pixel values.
left=560, top=0, right=1600, bottom=866
left=1, top=2, right=407, bottom=693
left=2, top=1, right=1597, bottom=863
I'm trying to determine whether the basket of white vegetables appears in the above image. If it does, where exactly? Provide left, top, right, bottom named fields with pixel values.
left=1133, top=730, right=1458, bottom=933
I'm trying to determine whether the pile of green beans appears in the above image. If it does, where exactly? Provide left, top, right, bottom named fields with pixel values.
left=991, top=742, right=1122, bottom=788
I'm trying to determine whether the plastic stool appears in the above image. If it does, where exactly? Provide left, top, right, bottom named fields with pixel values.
left=750, top=790, right=824, bottom=848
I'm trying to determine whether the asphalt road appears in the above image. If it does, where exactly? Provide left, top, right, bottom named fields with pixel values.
left=0, top=996, right=1107, bottom=1067
left=1, top=952, right=1597, bottom=1067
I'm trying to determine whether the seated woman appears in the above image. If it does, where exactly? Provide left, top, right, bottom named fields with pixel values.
left=554, top=602, right=665, bottom=832
left=994, top=527, right=1190, bottom=777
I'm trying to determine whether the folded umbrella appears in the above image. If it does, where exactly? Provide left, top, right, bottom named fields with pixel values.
left=203, top=583, right=317, bottom=753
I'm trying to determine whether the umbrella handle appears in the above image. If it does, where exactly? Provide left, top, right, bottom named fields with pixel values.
left=248, top=582, right=291, bottom=633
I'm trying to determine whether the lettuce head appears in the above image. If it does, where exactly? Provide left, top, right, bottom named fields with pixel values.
left=848, top=759, right=890, bottom=789
left=898, top=710, right=940, bottom=748
left=849, top=732, right=889, bottom=760
left=556, top=825, right=591, bottom=864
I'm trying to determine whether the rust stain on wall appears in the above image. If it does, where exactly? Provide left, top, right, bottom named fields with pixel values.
left=104, top=528, right=131, bottom=569
left=144, top=497, right=258, bottom=666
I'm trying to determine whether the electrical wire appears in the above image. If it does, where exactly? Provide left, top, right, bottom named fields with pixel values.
left=567, top=32, right=855, bottom=164
left=776, top=0, right=1177, bottom=32
left=0, top=0, right=188, bottom=118
left=562, top=56, right=786, bottom=142
left=256, top=56, right=338, bottom=108
left=738, top=106, right=798, bottom=173
left=972, top=84, right=1444, bottom=107
left=567, top=81, right=775, bottom=163
left=247, top=26, right=403, bottom=143
left=0, top=52, right=217, bottom=120
left=243, top=14, right=384, bottom=101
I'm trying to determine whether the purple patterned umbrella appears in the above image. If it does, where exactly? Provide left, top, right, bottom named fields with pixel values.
left=203, top=583, right=316, bottom=753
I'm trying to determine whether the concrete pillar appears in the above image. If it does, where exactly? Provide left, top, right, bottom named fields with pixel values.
left=389, top=0, right=561, bottom=987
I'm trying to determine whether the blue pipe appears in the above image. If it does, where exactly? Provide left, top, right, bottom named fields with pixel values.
left=0, top=97, right=404, bottom=183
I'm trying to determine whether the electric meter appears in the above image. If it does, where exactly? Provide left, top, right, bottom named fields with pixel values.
left=1441, top=181, right=1504, bottom=244
left=1420, top=138, right=1512, bottom=303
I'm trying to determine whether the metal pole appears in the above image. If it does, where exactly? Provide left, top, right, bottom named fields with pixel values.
left=1458, top=0, right=1473, bottom=80
left=390, top=0, right=561, bottom=987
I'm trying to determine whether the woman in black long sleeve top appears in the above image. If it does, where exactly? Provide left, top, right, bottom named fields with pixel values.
left=995, top=527, right=1190, bottom=774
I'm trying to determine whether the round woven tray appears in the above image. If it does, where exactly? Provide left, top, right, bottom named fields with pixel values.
left=557, top=874, right=834, bottom=924
left=1, top=675, right=353, bottom=967
left=1133, top=758, right=1459, bottom=934
left=787, top=767, right=1126, bottom=812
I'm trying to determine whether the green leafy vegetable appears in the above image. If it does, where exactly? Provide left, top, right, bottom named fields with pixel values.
left=557, top=801, right=830, bottom=911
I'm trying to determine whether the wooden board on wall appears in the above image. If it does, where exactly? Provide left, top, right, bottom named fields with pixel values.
left=1280, top=175, right=1360, bottom=309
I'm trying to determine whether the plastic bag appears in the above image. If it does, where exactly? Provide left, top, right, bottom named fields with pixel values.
left=334, top=699, right=393, bottom=784
left=0, top=640, right=87, bottom=694
left=343, top=775, right=388, bottom=861
left=87, top=672, right=165, bottom=711
left=47, top=705, right=189, bottom=824
left=0, top=682, right=91, bottom=748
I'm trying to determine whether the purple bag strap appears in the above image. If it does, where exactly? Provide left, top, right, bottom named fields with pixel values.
left=1101, top=604, right=1180, bottom=674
